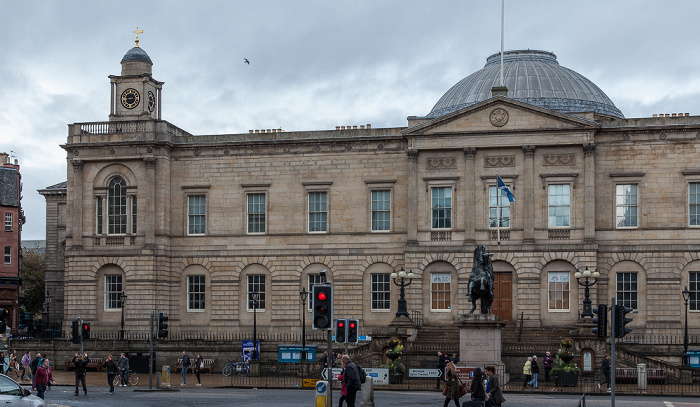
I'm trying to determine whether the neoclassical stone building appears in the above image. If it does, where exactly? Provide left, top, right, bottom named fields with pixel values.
left=49, top=43, right=699, bottom=343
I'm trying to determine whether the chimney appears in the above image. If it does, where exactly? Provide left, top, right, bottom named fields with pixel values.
left=491, top=86, right=508, bottom=97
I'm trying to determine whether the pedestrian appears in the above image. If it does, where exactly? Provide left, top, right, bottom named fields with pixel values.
left=598, top=354, right=611, bottom=392
left=341, top=355, right=361, bottom=407
left=32, top=357, right=55, bottom=400
left=470, top=366, right=486, bottom=403
left=528, top=355, right=539, bottom=388
left=103, top=355, right=118, bottom=394
left=20, top=351, right=31, bottom=381
left=451, top=353, right=460, bottom=364
left=194, top=353, right=203, bottom=386
left=320, top=352, right=329, bottom=370
left=8, top=349, right=18, bottom=378
left=436, top=351, right=448, bottom=389
left=543, top=351, right=554, bottom=382
left=484, top=365, right=506, bottom=407
left=30, top=353, right=41, bottom=387
left=180, top=350, right=190, bottom=386
left=72, top=352, right=90, bottom=396
left=442, top=362, right=461, bottom=407
left=338, top=356, right=348, bottom=407
left=118, top=353, right=129, bottom=387
left=522, top=356, right=532, bottom=389
left=0, top=351, right=5, bottom=374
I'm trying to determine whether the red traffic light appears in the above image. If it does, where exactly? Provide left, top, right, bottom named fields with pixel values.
left=349, top=322, right=356, bottom=328
left=338, top=321, right=344, bottom=327
left=317, top=292, right=327, bottom=301
left=83, top=324, right=88, bottom=330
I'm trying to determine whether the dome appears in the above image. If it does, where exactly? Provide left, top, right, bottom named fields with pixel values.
left=428, top=50, right=624, bottom=119
left=121, top=47, right=152, bottom=64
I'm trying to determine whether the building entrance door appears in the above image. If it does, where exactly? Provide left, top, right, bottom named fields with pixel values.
left=492, top=272, right=512, bottom=323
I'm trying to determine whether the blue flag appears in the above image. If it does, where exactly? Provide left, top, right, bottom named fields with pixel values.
left=497, top=174, right=515, bottom=202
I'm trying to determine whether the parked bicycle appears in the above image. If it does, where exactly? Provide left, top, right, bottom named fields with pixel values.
left=222, top=361, right=249, bottom=376
left=114, top=369, right=140, bottom=386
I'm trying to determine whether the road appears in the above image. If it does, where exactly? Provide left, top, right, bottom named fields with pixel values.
left=36, top=386, right=700, bottom=407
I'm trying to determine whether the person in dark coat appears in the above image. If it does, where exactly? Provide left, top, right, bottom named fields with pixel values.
left=542, top=351, right=554, bottom=382
left=485, top=365, right=506, bottom=407
left=443, top=362, right=461, bottom=407
left=436, top=351, right=448, bottom=389
left=118, top=353, right=130, bottom=386
left=528, top=355, right=539, bottom=388
left=598, top=354, right=611, bottom=391
left=341, top=355, right=361, bottom=407
left=470, top=367, right=486, bottom=402
left=72, top=352, right=90, bottom=396
left=103, top=355, right=119, bottom=394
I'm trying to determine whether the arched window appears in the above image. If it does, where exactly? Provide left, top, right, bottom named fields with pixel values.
left=108, top=177, right=127, bottom=234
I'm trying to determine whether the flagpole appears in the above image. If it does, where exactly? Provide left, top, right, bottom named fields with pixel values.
left=500, top=0, right=505, bottom=87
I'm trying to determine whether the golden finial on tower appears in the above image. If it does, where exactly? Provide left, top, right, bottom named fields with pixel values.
left=133, top=26, right=144, bottom=47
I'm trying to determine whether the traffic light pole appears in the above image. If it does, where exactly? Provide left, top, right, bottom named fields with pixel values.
left=610, top=298, right=616, bottom=407
left=149, top=310, right=154, bottom=389
left=327, top=328, right=333, bottom=407
left=80, top=317, right=84, bottom=356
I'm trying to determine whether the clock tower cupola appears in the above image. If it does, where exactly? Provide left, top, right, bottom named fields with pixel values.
left=109, top=28, right=163, bottom=121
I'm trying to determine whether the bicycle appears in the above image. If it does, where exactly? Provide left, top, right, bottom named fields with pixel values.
left=113, top=369, right=140, bottom=386
left=222, top=361, right=249, bottom=376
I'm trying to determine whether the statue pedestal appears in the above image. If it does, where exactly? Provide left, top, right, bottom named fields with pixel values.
left=455, top=314, right=508, bottom=382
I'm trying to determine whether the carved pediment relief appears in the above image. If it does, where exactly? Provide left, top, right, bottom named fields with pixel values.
left=427, top=157, right=457, bottom=170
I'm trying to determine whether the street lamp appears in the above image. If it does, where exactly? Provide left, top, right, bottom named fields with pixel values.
left=44, top=291, right=52, bottom=335
left=390, top=267, right=415, bottom=318
left=119, top=293, right=127, bottom=340
left=299, top=288, right=309, bottom=381
left=574, top=266, right=600, bottom=318
left=683, top=286, right=690, bottom=359
left=251, top=291, right=260, bottom=360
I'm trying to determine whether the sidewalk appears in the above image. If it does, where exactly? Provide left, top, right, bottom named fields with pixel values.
left=19, top=369, right=239, bottom=389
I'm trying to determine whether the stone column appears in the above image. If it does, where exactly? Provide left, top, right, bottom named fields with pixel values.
left=407, top=150, right=419, bottom=244
left=463, top=147, right=477, bottom=244
left=70, top=159, right=84, bottom=248
left=144, top=157, right=157, bottom=249
left=522, top=146, right=536, bottom=243
left=583, top=143, right=596, bottom=242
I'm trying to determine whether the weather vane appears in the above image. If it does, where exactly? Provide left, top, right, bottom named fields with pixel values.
left=133, top=26, right=144, bottom=47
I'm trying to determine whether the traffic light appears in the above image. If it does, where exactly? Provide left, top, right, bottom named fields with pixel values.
left=614, top=304, right=633, bottom=338
left=157, top=311, right=169, bottom=339
left=71, top=320, right=81, bottom=344
left=592, top=304, right=607, bottom=338
left=347, top=319, right=359, bottom=343
left=335, top=319, right=347, bottom=343
left=312, top=284, right=333, bottom=330
left=81, top=322, right=90, bottom=340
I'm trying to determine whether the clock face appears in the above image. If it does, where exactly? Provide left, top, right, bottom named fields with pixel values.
left=148, top=91, right=155, bottom=112
left=121, top=88, right=140, bottom=109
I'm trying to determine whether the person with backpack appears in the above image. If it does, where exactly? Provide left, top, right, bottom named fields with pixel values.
left=443, top=362, right=462, bottom=407
left=341, top=355, right=361, bottom=407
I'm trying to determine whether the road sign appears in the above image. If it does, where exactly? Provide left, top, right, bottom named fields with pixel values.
left=409, top=368, right=442, bottom=378
left=358, top=335, right=372, bottom=341
left=321, top=368, right=343, bottom=381
left=454, top=366, right=479, bottom=382
left=302, top=378, right=317, bottom=388
left=363, top=368, right=389, bottom=385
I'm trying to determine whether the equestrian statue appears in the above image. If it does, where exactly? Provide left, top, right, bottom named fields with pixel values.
left=467, top=244, right=495, bottom=314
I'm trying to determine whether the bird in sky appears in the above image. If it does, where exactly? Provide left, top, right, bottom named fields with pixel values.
left=244, top=58, right=249, bottom=64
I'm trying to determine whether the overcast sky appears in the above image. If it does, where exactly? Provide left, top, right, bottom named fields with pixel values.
left=2, top=0, right=700, bottom=241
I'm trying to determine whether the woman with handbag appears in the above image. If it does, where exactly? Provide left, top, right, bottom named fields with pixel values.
left=442, top=362, right=461, bottom=407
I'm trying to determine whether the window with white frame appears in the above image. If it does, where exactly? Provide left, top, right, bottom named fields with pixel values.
left=188, top=275, right=206, bottom=310
left=188, top=195, right=206, bottom=235
left=431, top=187, right=452, bottom=229
left=4, top=213, right=12, bottom=232
left=616, top=184, right=638, bottom=228
left=548, top=271, right=570, bottom=310
left=616, top=272, right=638, bottom=310
left=247, top=274, right=266, bottom=310
left=690, top=272, right=700, bottom=311
left=489, top=185, right=511, bottom=228
left=690, top=183, right=700, bottom=226
left=247, top=193, right=266, bottom=234
left=371, top=273, right=391, bottom=310
left=371, top=190, right=391, bottom=232
left=430, top=272, right=451, bottom=310
left=3, top=246, right=10, bottom=265
left=548, top=184, right=570, bottom=228
left=105, top=275, right=123, bottom=310
left=108, top=177, right=127, bottom=234
left=307, top=273, right=325, bottom=310
left=308, top=191, right=328, bottom=232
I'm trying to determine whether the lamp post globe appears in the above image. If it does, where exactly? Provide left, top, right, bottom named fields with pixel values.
left=251, top=291, right=260, bottom=360
left=119, top=293, right=127, bottom=340
left=391, top=267, right=414, bottom=318
left=575, top=266, right=599, bottom=319
left=683, top=286, right=690, bottom=359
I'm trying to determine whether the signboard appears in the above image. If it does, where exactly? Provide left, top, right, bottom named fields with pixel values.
left=321, top=367, right=343, bottom=381
left=302, top=378, right=318, bottom=388
left=242, top=340, right=260, bottom=361
left=278, top=345, right=318, bottom=363
left=409, top=368, right=442, bottom=378
left=322, top=367, right=389, bottom=385
left=454, top=366, right=479, bottom=382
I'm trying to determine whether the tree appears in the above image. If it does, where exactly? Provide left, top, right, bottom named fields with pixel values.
left=19, top=244, right=45, bottom=316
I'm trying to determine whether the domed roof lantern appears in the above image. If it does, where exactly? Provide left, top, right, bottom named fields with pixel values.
left=120, top=27, right=152, bottom=76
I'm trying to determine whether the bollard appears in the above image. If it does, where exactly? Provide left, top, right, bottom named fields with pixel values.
left=637, top=363, right=647, bottom=390
left=315, top=380, right=328, bottom=407
left=360, top=377, right=374, bottom=407
left=161, top=365, right=171, bottom=388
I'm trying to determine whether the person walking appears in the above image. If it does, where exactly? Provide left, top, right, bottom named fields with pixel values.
left=442, top=362, right=461, bottom=407
left=20, top=351, right=31, bottom=381
left=484, top=365, right=506, bottom=407
left=0, top=352, right=5, bottom=374
left=8, top=349, right=18, bottom=378
left=542, top=351, right=554, bottom=382
left=341, top=355, right=361, bottom=407
left=470, top=366, right=486, bottom=403
left=522, top=356, right=532, bottom=389
left=528, top=355, right=539, bottom=389
left=118, top=353, right=129, bottom=387
left=337, top=357, right=348, bottom=407
left=180, top=351, right=190, bottom=386
left=436, top=351, right=448, bottom=389
left=72, top=352, right=90, bottom=396
left=30, top=353, right=41, bottom=388
left=598, top=354, right=611, bottom=392
left=194, top=353, right=203, bottom=386
left=32, top=357, right=55, bottom=400
left=103, top=355, right=118, bottom=394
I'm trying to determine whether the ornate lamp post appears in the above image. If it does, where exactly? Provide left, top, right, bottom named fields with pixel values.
left=251, top=291, right=260, bottom=360
left=683, top=286, right=690, bottom=360
left=390, top=267, right=415, bottom=318
left=299, top=288, right=309, bottom=381
left=574, top=266, right=600, bottom=318
left=44, top=291, right=52, bottom=333
left=119, top=293, right=128, bottom=340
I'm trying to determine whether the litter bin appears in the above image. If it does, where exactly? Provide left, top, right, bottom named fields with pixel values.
left=637, top=363, right=647, bottom=390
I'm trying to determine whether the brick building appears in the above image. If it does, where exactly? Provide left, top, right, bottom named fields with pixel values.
left=0, top=152, right=24, bottom=333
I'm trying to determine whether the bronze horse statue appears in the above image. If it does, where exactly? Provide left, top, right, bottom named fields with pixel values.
left=468, top=245, right=495, bottom=314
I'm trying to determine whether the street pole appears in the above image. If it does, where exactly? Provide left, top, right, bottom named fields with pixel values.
left=327, top=329, right=333, bottom=407
left=149, top=310, right=154, bottom=389
left=300, top=288, right=308, bottom=384
left=610, top=298, right=616, bottom=407
left=683, top=286, right=690, bottom=363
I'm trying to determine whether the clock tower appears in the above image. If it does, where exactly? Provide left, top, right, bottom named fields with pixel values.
left=109, top=28, right=163, bottom=121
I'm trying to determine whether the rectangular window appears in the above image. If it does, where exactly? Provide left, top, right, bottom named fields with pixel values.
left=188, top=195, right=206, bottom=235
left=247, top=193, right=266, bottom=234
left=690, top=183, right=700, bottom=226
left=308, top=192, right=328, bottom=232
left=371, top=190, right=391, bottom=232
left=247, top=275, right=266, bottom=310
left=430, top=272, right=451, bottom=310
left=105, top=275, right=123, bottom=310
left=3, top=246, right=11, bottom=265
left=616, top=272, right=638, bottom=310
left=616, top=184, right=638, bottom=228
left=548, top=184, right=570, bottom=228
left=690, top=272, right=700, bottom=311
left=548, top=272, right=570, bottom=310
left=4, top=213, right=12, bottom=232
left=96, top=197, right=103, bottom=234
left=489, top=186, right=511, bottom=228
left=131, top=196, right=138, bottom=234
left=307, top=274, right=325, bottom=310
left=188, top=275, right=206, bottom=310
left=371, top=273, right=391, bottom=310
left=431, top=187, right=452, bottom=229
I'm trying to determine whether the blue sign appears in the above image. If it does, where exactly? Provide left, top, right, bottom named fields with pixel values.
left=316, top=382, right=326, bottom=393
left=242, top=340, right=260, bottom=361
left=278, top=345, right=318, bottom=363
